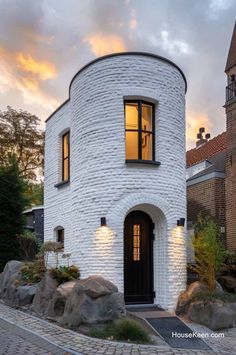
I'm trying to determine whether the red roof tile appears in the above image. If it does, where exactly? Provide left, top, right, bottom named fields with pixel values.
left=186, top=132, right=226, bottom=167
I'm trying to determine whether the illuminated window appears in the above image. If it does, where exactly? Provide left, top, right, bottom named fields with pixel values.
left=125, top=100, right=155, bottom=161
left=133, top=224, right=140, bottom=261
left=62, top=132, right=70, bottom=181
left=57, top=228, right=64, bottom=249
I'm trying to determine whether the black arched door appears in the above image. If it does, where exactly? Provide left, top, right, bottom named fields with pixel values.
left=124, top=211, right=154, bottom=304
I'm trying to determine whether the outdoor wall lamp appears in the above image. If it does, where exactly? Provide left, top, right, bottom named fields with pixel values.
left=100, top=217, right=106, bottom=227
left=177, top=218, right=185, bottom=227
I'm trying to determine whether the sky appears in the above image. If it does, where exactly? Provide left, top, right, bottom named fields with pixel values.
left=0, top=0, right=235, bottom=149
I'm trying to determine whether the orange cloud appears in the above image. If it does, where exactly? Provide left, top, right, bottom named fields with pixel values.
left=21, top=77, right=39, bottom=91
left=0, top=48, right=59, bottom=112
left=186, top=113, right=213, bottom=149
left=85, top=33, right=126, bottom=56
left=16, top=53, right=57, bottom=80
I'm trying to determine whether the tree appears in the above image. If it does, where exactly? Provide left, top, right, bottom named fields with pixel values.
left=0, top=106, right=44, bottom=181
left=192, top=214, right=226, bottom=292
left=0, top=160, right=28, bottom=271
left=24, top=181, right=44, bottom=207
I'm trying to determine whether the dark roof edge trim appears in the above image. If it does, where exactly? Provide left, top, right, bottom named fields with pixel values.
left=45, top=99, right=70, bottom=123
left=45, top=52, right=187, bottom=124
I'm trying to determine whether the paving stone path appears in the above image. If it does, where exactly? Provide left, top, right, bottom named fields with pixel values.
left=0, top=303, right=235, bottom=355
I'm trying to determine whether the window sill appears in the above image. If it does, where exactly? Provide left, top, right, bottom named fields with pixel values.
left=54, top=180, right=70, bottom=188
left=126, top=159, right=161, bottom=166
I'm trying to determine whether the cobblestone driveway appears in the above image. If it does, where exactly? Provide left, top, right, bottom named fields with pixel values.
left=0, top=319, right=71, bottom=354
left=0, top=303, right=235, bottom=354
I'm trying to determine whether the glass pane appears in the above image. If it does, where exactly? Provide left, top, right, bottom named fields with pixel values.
left=142, top=132, right=152, bottom=160
left=133, top=224, right=140, bottom=261
left=125, top=103, right=138, bottom=130
left=63, top=133, right=69, bottom=158
left=63, top=158, right=69, bottom=181
left=142, top=104, right=152, bottom=131
left=126, top=131, right=138, bottom=159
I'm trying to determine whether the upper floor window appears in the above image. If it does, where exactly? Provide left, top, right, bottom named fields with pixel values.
left=125, top=100, right=155, bottom=162
left=62, top=131, right=70, bottom=181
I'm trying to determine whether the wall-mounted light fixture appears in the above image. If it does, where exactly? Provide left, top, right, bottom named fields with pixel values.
left=177, top=218, right=185, bottom=227
left=100, top=217, right=106, bottom=227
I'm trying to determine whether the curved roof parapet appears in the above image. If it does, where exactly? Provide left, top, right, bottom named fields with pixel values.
left=46, top=51, right=187, bottom=123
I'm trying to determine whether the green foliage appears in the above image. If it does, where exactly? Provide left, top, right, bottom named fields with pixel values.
left=224, top=251, right=236, bottom=265
left=0, top=160, right=28, bottom=271
left=17, top=230, right=42, bottom=261
left=20, top=259, right=46, bottom=285
left=50, top=265, right=80, bottom=284
left=192, top=214, right=226, bottom=292
left=40, top=241, right=63, bottom=268
left=191, top=291, right=236, bottom=303
left=0, top=106, right=44, bottom=181
left=89, top=319, right=151, bottom=344
left=24, top=181, right=44, bottom=208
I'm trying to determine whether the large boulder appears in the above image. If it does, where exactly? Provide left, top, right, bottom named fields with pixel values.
left=0, top=260, right=23, bottom=302
left=60, top=275, right=126, bottom=326
left=32, top=271, right=59, bottom=315
left=176, top=281, right=223, bottom=316
left=14, top=285, right=38, bottom=307
left=218, top=276, right=236, bottom=293
left=188, top=300, right=236, bottom=330
left=47, top=281, right=76, bottom=318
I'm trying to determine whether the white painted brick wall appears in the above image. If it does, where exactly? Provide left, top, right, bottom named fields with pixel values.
left=44, top=53, right=187, bottom=310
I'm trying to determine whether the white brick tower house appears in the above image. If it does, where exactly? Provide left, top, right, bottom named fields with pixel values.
left=44, top=52, right=187, bottom=310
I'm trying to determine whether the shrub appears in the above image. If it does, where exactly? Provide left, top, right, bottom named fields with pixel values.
left=224, top=251, right=236, bottom=265
left=40, top=241, right=63, bottom=268
left=50, top=265, right=80, bottom=284
left=20, top=258, right=46, bottom=285
left=89, top=319, right=151, bottom=344
left=191, top=291, right=236, bottom=303
left=17, top=230, right=42, bottom=261
left=192, top=214, right=226, bottom=292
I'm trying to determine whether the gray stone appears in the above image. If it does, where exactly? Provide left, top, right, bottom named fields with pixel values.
left=32, top=271, right=59, bottom=315
left=47, top=281, right=76, bottom=318
left=218, top=276, right=236, bottom=292
left=75, top=275, right=118, bottom=299
left=0, top=260, right=23, bottom=302
left=60, top=276, right=125, bottom=326
left=176, top=281, right=223, bottom=316
left=188, top=300, right=236, bottom=330
left=15, top=285, right=38, bottom=306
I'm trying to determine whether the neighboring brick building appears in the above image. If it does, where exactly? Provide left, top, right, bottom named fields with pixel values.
left=225, top=22, right=236, bottom=251
left=186, top=22, right=236, bottom=252
left=44, top=52, right=187, bottom=310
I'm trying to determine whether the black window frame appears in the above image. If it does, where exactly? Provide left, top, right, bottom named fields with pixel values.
left=124, top=100, right=157, bottom=164
left=62, top=131, right=70, bottom=182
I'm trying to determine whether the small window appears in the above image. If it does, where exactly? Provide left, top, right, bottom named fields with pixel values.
left=125, top=100, right=155, bottom=161
left=57, top=228, right=64, bottom=249
left=62, top=131, right=70, bottom=181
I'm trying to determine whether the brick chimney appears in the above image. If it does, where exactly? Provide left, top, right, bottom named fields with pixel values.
left=225, top=21, right=236, bottom=251
left=196, top=127, right=211, bottom=148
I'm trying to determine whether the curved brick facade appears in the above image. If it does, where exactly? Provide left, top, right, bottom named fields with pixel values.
left=44, top=53, right=187, bottom=309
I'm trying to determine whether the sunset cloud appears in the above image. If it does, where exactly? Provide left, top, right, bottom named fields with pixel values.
left=16, top=53, right=57, bottom=80
left=85, top=33, right=126, bottom=56
left=0, top=0, right=234, bottom=137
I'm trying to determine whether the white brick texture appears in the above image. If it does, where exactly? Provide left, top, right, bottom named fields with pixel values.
left=44, top=53, right=187, bottom=310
